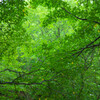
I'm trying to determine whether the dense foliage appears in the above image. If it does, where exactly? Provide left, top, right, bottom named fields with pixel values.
left=0, top=0, right=100, bottom=100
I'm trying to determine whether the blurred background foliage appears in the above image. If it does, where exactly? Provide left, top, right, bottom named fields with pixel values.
left=0, top=0, right=100, bottom=100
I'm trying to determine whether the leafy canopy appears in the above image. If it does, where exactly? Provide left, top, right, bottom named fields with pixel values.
left=0, top=0, right=100, bottom=100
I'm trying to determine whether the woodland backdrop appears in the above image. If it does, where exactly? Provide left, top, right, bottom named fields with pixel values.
left=0, top=0, right=100, bottom=100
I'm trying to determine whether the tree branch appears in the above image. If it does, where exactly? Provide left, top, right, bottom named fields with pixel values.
left=0, top=78, right=55, bottom=85
left=0, top=69, right=25, bottom=74
left=61, top=7, right=100, bottom=25
left=72, top=36, right=100, bottom=56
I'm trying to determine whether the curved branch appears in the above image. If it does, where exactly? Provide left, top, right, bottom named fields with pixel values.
left=61, top=7, right=100, bottom=25
left=0, top=69, right=24, bottom=74
left=0, top=78, right=55, bottom=85
left=72, top=36, right=100, bottom=56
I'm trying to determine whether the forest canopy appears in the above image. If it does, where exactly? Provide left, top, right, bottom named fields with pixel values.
left=0, top=0, right=100, bottom=100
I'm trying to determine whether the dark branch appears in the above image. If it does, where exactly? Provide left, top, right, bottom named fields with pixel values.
left=73, top=43, right=100, bottom=57
left=0, top=79, right=55, bottom=85
left=61, top=7, right=100, bottom=25
left=72, top=36, right=100, bottom=56
left=12, top=69, right=40, bottom=82
left=0, top=69, right=24, bottom=74
left=85, top=36, right=100, bottom=47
